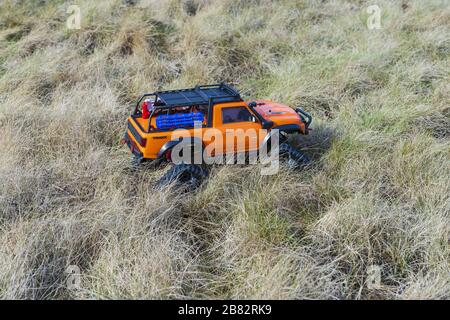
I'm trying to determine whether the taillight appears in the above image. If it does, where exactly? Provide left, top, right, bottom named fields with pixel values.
left=165, top=149, right=172, bottom=161
left=139, top=138, right=147, bottom=147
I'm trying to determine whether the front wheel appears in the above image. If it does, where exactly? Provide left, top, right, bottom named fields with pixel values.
left=278, top=143, right=311, bottom=169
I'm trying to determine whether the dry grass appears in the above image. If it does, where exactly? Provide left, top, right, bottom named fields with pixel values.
left=0, top=0, right=448, bottom=299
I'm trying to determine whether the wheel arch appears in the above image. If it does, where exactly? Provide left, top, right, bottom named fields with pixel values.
left=260, top=124, right=302, bottom=152
left=157, top=136, right=204, bottom=159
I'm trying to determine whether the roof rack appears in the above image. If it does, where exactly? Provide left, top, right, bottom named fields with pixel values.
left=134, top=83, right=242, bottom=113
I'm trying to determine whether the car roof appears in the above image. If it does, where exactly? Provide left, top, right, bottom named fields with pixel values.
left=154, top=83, right=242, bottom=108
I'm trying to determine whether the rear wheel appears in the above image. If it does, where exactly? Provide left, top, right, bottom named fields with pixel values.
left=170, top=145, right=204, bottom=166
left=155, top=163, right=208, bottom=190
left=131, top=156, right=164, bottom=171
left=131, top=155, right=142, bottom=170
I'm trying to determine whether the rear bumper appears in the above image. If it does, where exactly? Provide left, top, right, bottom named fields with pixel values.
left=123, top=132, right=143, bottom=159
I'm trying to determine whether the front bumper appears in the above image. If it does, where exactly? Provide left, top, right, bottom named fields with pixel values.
left=295, top=107, right=312, bottom=133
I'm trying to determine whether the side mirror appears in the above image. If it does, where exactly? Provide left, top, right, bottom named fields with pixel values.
left=262, top=120, right=274, bottom=129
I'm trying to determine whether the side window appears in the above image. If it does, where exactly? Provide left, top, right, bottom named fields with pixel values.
left=222, top=107, right=254, bottom=124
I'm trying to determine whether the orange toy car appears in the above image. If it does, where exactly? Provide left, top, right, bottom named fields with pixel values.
left=122, top=83, right=312, bottom=187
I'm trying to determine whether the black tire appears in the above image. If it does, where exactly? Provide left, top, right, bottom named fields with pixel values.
left=155, top=163, right=208, bottom=190
left=130, top=155, right=142, bottom=170
left=278, top=143, right=310, bottom=169
left=130, top=156, right=165, bottom=171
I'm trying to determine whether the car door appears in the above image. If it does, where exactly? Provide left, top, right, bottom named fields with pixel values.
left=217, top=104, right=264, bottom=155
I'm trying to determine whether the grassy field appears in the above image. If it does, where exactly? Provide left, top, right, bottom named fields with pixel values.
left=0, top=0, right=448, bottom=299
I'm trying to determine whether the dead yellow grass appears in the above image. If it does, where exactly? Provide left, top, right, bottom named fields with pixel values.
left=0, top=0, right=448, bottom=299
